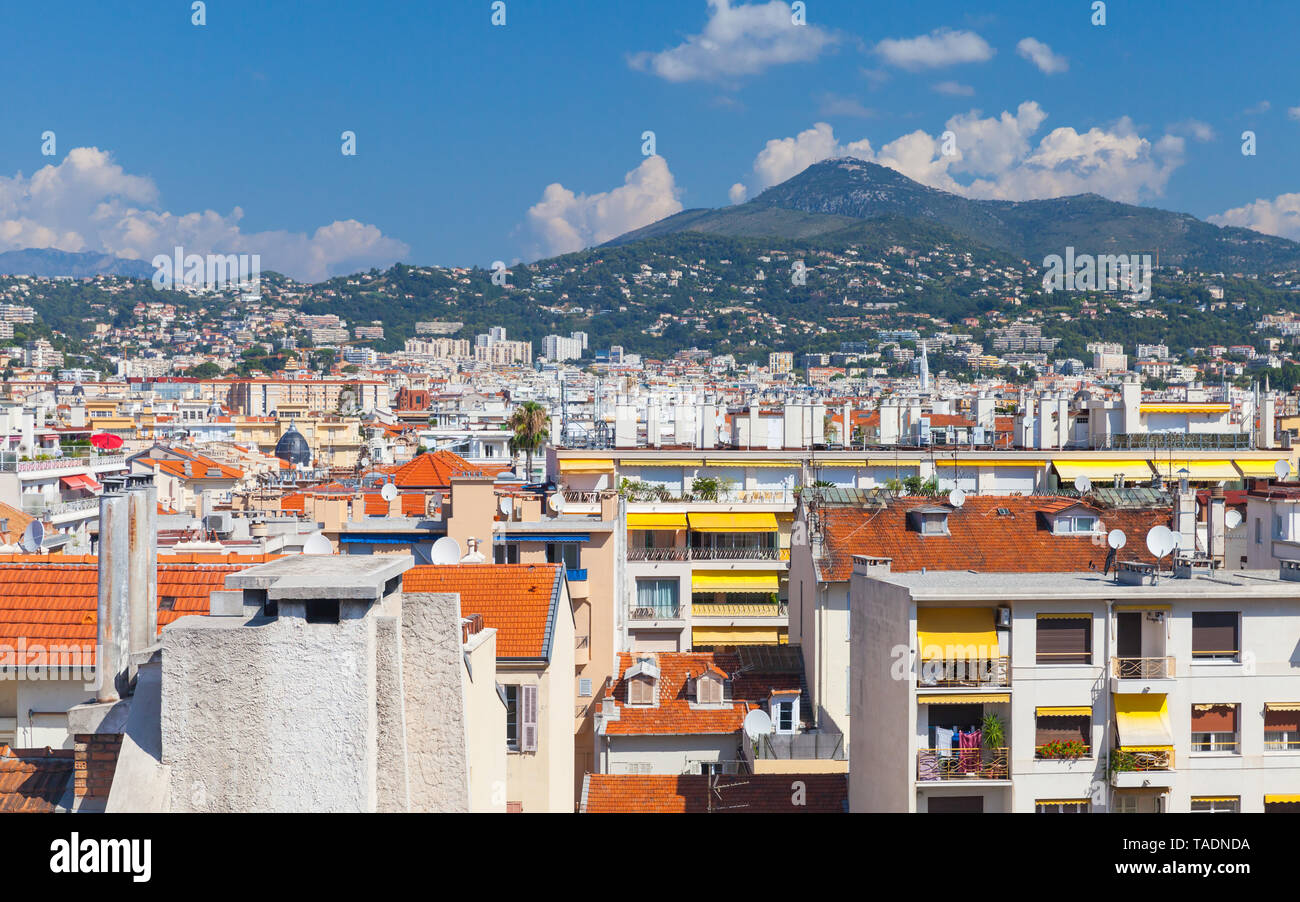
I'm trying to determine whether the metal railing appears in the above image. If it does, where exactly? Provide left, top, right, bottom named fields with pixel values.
left=627, top=547, right=690, bottom=562
left=1034, top=743, right=1092, bottom=760
left=623, top=489, right=795, bottom=505
left=1265, top=736, right=1300, bottom=751
left=1191, top=733, right=1239, bottom=753
left=917, top=657, right=1011, bottom=688
left=626, top=546, right=783, bottom=562
left=627, top=605, right=682, bottom=620
left=21, top=496, right=99, bottom=518
left=755, top=732, right=845, bottom=761
left=1111, top=656, right=1175, bottom=679
left=1106, top=432, right=1252, bottom=451
left=692, top=602, right=788, bottom=618
left=917, top=747, right=1010, bottom=781
left=575, top=635, right=589, bottom=651
left=0, top=452, right=126, bottom=473
left=1111, top=748, right=1174, bottom=771
left=561, top=490, right=603, bottom=504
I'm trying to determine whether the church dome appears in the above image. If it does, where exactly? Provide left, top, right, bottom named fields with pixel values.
left=274, top=423, right=312, bottom=467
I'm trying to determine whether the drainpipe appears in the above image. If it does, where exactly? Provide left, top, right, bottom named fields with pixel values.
left=1104, top=599, right=1113, bottom=812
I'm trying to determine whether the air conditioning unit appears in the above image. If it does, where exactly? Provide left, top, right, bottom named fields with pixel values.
left=996, top=606, right=1011, bottom=628
left=204, top=512, right=233, bottom=534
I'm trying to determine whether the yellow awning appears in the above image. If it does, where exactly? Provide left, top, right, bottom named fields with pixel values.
left=917, top=607, right=999, bottom=661
left=1140, top=403, right=1230, bottom=414
left=934, top=459, right=1045, bottom=467
left=1115, top=693, right=1173, bottom=749
left=744, top=460, right=799, bottom=468
left=688, top=511, right=779, bottom=532
left=1036, top=799, right=1091, bottom=805
left=917, top=693, right=1010, bottom=705
left=1037, top=706, right=1092, bottom=717
left=557, top=458, right=614, bottom=473
left=627, top=512, right=687, bottom=529
left=691, top=570, right=780, bottom=593
left=1236, top=459, right=1288, bottom=478
left=692, top=626, right=786, bottom=645
left=1053, top=459, right=1153, bottom=480
left=1191, top=797, right=1239, bottom=803
left=1265, top=795, right=1300, bottom=804
left=1266, top=703, right=1300, bottom=712
left=1037, top=612, right=1091, bottom=620
left=1150, top=460, right=1240, bottom=480
left=624, top=459, right=703, bottom=467
left=1114, top=604, right=1172, bottom=613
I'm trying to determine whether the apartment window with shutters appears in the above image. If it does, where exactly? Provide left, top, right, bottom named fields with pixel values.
left=503, top=685, right=519, bottom=751
left=627, top=674, right=655, bottom=706
left=519, top=685, right=538, bottom=753
left=578, top=678, right=593, bottom=698
left=494, top=543, right=519, bottom=564
left=1191, top=797, right=1240, bottom=813
left=1035, top=615, right=1091, bottom=665
left=1264, top=705, right=1300, bottom=751
left=1034, top=713, right=1091, bottom=758
left=1191, top=612, right=1240, bottom=662
left=1191, top=703, right=1239, bottom=753
left=696, top=675, right=723, bottom=706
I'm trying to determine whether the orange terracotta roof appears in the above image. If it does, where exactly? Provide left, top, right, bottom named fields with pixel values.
left=581, top=773, right=847, bottom=813
left=0, top=747, right=74, bottom=813
left=603, top=651, right=802, bottom=736
left=0, top=558, right=268, bottom=665
left=390, top=450, right=503, bottom=488
left=403, top=563, right=562, bottom=659
left=814, top=495, right=1167, bottom=581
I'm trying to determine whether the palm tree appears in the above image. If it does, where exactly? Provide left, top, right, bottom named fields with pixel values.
left=507, top=401, right=550, bottom=481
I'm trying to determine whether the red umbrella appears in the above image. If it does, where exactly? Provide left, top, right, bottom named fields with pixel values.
left=90, top=433, right=123, bottom=451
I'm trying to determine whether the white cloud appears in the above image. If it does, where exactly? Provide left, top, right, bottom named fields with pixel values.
left=525, top=155, right=684, bottom=256
left=628, top=0, right=837, bottom=83
left=1244, top=100, right=1271, bottom=115
left=0, top=147, right=408, bottom=282
left=1288, top=106, right=1300, bottom=121
left=817, top=93, right=875, bottom=118
left=1169, top=119, right=1216, bottom=142
left=874, top=28, right=994, bottom=71
left=1210, top=192, right=1300, bottom=242
left=933, top=81, right=974, bottom=96
left=732, top=103, right=1189, bottom=205
left=1015, top=37, right=1068, bottom=74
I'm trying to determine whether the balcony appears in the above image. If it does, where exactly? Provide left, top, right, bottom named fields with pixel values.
left=627, top=547, right=690, bottom=562
left=623, top=489, right=795, bottom=505
left=1109, top=748, right=1175, bottom=788
left=917, top=657, right=1011, bottom=689
left=917, top=747, right=1010, bottom=782
left=566, top=568, right=589, bottom=599
left=1104, top=432, right=1251, bottom=451
left=1109, top=656, right=1176, bottom=693
left=689, top=546, right=782, bottom=562
left=575, top=635, right=590, bottom=666
left=20, top=496, right=99, bottom=520
left=627, top=604, right=683, bottom=623
left=0, top=452, right=126, bottom=475
left=747, top=732, right=847, bottom=774
left=692, top=602, right=788, bottom=619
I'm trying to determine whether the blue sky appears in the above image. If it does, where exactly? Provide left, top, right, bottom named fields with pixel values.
left=1, top=0, right=1298, bottom=280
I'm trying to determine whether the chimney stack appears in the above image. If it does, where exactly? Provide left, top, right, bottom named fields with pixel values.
left=1207, top=486, right=1226, bottom=566
left=126, top=483, right=158, bottom=676
left=96, top=492, right=131, bottom=702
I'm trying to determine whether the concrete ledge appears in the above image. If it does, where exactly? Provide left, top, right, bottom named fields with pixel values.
left=67, top=698, right=132, bottom=735
left=223, top=555, right=413, bottom=601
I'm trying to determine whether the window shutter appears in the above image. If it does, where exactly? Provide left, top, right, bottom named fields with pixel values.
left=1034, top=715, right=1090, bottom=747
left=1192, top=612, right=1239, bottom=656
left=579, top=678, right=592, bottom=698
left=1191, top=704, right=1237, bottom=732
left=521, top=685, right=538, bottom=753
left=1035, top=617, right=1091, bottom=664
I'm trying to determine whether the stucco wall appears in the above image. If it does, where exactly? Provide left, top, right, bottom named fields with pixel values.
left=850, top=577, right=912, bottom=812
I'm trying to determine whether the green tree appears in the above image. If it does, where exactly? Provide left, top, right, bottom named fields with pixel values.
left=507, top=401, right=550, bottom=481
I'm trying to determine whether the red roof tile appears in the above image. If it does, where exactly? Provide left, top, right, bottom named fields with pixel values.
left=390, top=450, right=502, bottom=489
left=581, top=773, right=847, bottom=813
left=403, top=564, right=562, bottom=659
left=0, top=747, right=74, bottom=813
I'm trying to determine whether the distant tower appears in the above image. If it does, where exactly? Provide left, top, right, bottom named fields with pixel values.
left=918, top=341, right=931, bottom=393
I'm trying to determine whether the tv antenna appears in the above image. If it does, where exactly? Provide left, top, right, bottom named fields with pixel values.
left=1225, top=510, right=1243, bottom=530
left=1104, top=528, right=1126, bottom=577
left=947, top=488, right=966, bottom=508
left=1275, top=460, right=1291, bottom=481
left=548, top=492, right=566, bottom=513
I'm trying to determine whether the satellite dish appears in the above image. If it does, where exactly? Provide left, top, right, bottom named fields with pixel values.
left=1225, top=510, right=1243, bottom=530
left=302, top=532, right=333, bottom=555
left=1107, top=529, right=1127, bottom=550
left=1145, top=525, right=1176, bottom=559
left=1076, top=475, right=1092, bottom=493
left=548, top=493, right=566, bottom=513
left=380, top=482, right=399, bottom=502
left=499, top=497, right=514, bottom=516
left=19, top=521, right=44, bottom=553
left=431, top=536, right=462, bottom=565
left=743, top=709, right=773, bottom=741
left=1275, top=460, right=1291, bottom=480
left=947, top=488, right=966, bottom=508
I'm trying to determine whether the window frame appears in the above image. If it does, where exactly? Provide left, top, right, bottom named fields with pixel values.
left=1035, top=614, right=1093, bottom=666
left=503, top=684, right=519, bottom=751
left=1191, top=612, right=1241, bottom=663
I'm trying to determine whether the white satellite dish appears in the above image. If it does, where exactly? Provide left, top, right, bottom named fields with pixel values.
left=548, top=493, right=566, bottom=513
left=499, top=497, right=513, bottom=516
left=947, top=488, right=966, bottom=508
left=1225, top=510, right=1243, bottom=530
left=743, top=709, right=773, bottom=741
left=1275, top=460, right=1291, bottom=480
left=1145, top=525, right=1176, bottom=559
left=431, top=535, right=462, bottom=565
left=380, top=482, right=399, bottom=502
left=19, top=521, right=44, bottom=553
left=1107, top=529, right=1127, bottom=550
left=302, top=532, right=333, bottom=555
left=1076, top=475, right=1092, bottom=493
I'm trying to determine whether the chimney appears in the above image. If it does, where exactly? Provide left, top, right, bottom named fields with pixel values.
left=126, top=484, right=158, bottom=678
left=96, top=492, right=131, bottom=702
left=1207, top=486, right=1226, bottom=566
left=1173, top=482, right=1197, bottom=553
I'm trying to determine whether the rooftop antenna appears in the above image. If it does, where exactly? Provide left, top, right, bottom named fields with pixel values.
left=19, top=521, right=44, bottom=554
left=499, top=496, right=514, bottom=517
left=947, top=488, right=966, bottom=508
left=1225, top=510, right=1243, bottom=530
left=1076, top=474, right=1092, bottom=494
left=431, top=535, right=462, bottom=565
left=1105, top=528, right=1126, bottom=579
left=743, top=709, right=772, bottom=742
left=1275, top=460, right=1290, bottom=482
left=548, top=492, right=566, bottom=513
left=1145, top=525, right=1176, bottom=583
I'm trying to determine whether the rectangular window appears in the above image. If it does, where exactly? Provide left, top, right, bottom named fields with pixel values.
left=697, top=677, right=722, bottom=705
left=1255, top=518, right=1262, bottom=544
left=503, top=685, right=518, bottom=750
left=547, top=542, right=579, bottom=570
left=578, top=678, right=592, bottom=698
left=1191, top=797, right=1239, bottom=813
left=1265, top=706, right=1300, bottom=751
left=494, top=543, right=519, bottom=564
left=1192, top=612, right=1240, bottom=661
left=775, top=701, right=794, bottom=733
left=520, top=685, right=538, bottom=752
left=1191, top=703, right=1239, bottom=753
left=1036, top=615, right=1092, bottom=665
left=1034, top=715, right=1091, bottom=758
left=634, top=578, right=679, bottom=617
left=627, top=676, right=655, bottom=706
left=1035, top=800, right=1090, bottom=813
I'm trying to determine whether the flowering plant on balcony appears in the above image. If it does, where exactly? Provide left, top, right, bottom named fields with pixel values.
left=1037, top=739, right=1087, bottom=759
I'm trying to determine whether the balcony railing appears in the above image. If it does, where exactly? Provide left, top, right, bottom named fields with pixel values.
left=1265, top=736, right=1300, bottom=752
left=0, top=452, right=126, bottom=473
left=1111, top=748, right=1174, bottom=772
left=1035, top=743, right=1092, bottom=760
left=755, top=732, right=846, bottom=761
left=21, top=496, right=99, bottom=518
left=1111, top=656, right=1175, bottom=680
left=628, top=605, right=682, bottom=621
left=692, top=602, right=788, bottom=618
left=917, top=747, right=1010, bottom=781
left=1105, top=432, right=1252, bottom=451
left=1191, top=733, right=1239, bottom=753
left=917, top=657, right=1011, bottom=689
left=566, top=568, right=588, bottom=581
left=626, top=546, right=784, bottom=562
left=627, top=547, right=690, bottom=562
left=561, top=490, right=603, bottom=505
left=623, top=489, right=795, bottom=505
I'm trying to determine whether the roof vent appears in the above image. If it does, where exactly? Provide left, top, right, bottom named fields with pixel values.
left=1173, top=556, right=1214, bottom=579
left=1280, top=560, right=1300, bottom=583
left=1116, top=560, right=1156, bottom=586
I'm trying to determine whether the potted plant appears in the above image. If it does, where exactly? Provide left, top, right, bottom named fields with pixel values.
left=1037, top=739, right=1087, bottom=760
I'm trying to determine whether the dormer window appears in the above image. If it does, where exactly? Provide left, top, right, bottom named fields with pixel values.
left=1049, top=505, right=1100, bottom=535
left=907, top=506, right=951, bottom=536
left=694, top=668, right=728, bottom=706
left=625, top=655, right=660, bottom=707
left=769, top=691, right=800, bottom=734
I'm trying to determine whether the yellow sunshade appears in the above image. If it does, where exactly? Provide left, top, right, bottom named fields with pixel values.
left=1036, top=799, right=1091, bottom=805
left=1266, top=703, right=1300, bottom=712
left=691, top=570, right=780, bottom=593
left=1037, top=612, right=1091, bottom=620
left=1265, top=795, right=1300, bottom=804
left=917, top=694, right=1010, bottom=704
left=934, top=459, right=1044, bottom=467
left=627, top=512, right=687, bottom=529
left=744, top=460, right=799, bottom=468
left=1140, top=403, right=1230, bottom=414
left=1114, top=604, right=1172, bottom=612
left=1150, top=460, right=1240, bottom=480
left=1053, top=459, right=1153, bottom=481
left=917, top=607, right=999, bottom=661
left=688, top=511, right=779, bottom=532
left=557, top=458, right=614, bottom=473
left=1192, top=797, right=1239, bottom=803
left=1236, top=459, right=1287, bottom=478
left=624, top=459, right=702, bottom=467
left=692, top=626, right=785, bottom=645
left=1036, top=706, right=1092, bottom=717
left=1115, top=693, right=1173, bottom=749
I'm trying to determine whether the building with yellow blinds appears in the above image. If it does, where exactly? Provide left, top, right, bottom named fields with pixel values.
left=916, top=607, right=1000, bottom=661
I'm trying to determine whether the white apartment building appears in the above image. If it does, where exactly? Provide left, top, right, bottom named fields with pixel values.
left=850, top=560, right=1300, bottom=813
